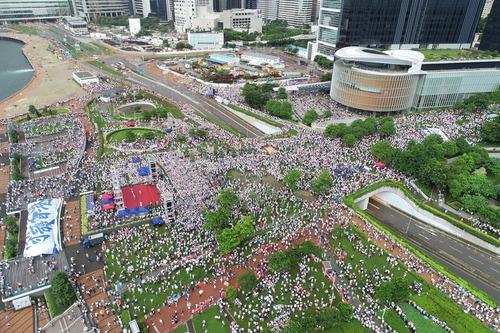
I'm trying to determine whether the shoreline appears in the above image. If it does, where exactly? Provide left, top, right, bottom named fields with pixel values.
left=0, top=34, right=42, bottom=115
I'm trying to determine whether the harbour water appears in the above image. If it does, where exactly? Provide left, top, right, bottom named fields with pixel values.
left=0, top=38, right=35, bottom=101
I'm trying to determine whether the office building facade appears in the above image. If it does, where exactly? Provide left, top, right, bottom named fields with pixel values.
left=312, top=0, right=486, bottom=60
left=0, top=0, right=71, bottom=21
left=330, top=47, right=500, bottom=113
left=219, top=8, right=263, bottom=33
left=480, top=0, right=500, bottom=51
left=148, top=0, right=174, bottom=20
left=72, top=0, right=130, bottom=19
left=278, top=0, right=312, bottom=26
left=257, top=0, right=278, bottom=22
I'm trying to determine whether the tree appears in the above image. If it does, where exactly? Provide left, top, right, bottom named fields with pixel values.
left=337, top=302, right=353, bottom=323
left=460, top=194, right=488, bottom=213
left=311, top=170, right=333, bottom=194
left=268, top=251, right=292, bottom=272
left=303, top=110, right=319, bottom=126
left=175, top=42, right=192, bottom=50
left=242, top=84, right=270, bottom=110
left=216, top=189, right=239, bottom=209
left=155, top=106, right=169, bottom=118
left=418, top=158, right=448, bottom=188
left=324, top=123, right=347, bottom=138
left=448, top=154, right=475, bottom=177
left=124, top=130, right=137, bottom=142
left=442, top=140, right=458, bottom=158
left=379, top=119, right=396, bottom=136
left=238, top=269, right=258, bottom=293
left=371, top=141, right=395, bottom=164
left=481, top=120, right=500, bottom=144
left=314, top=55, right=333, bottom=69
left=277, top=87, right=288, bottom=99
left=204, top=207, right=230, bottom=233
left=217, top=227, right=240, bottom=254
left=265, top=100, right=293, bottom=119
left=342, top=133, right=357, bottom=146
left=50, top=272, right=76, bottom=310
left=162, top=39, right=170, bottom=48
left=28, top=104, right=40, bottom=117
left=283, top=169, right=302, bottom=192
left=376, top=277, right=411, bottom=304
left=142, top=110, right=153, bottom=122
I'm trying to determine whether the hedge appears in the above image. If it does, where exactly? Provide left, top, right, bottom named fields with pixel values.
left=344, top=180, right=497, bottom=308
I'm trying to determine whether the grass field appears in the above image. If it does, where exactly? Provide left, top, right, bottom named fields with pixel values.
left=171, top=324, right=188, bottom=333
left=10, top=24, right=38, bottom=35
left=323, top=320, right=372, bottom=333
left=192, top=306, right=231, bottom=333
left=419, top=49, right=496, bottom=61
left=380, top=308, right=411, bottom=333
left=106, top=128, right=165, bottom=143
left=399, top=303, right=447, bottom=333
left=87, top=60, right=125, bottom=78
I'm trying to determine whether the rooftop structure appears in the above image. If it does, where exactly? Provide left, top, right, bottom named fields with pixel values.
left=330, top=46, right=500, bottom=112
left=207, top=53, right=240, bottom=65
left=63, top=16, right=88, bottom=35
left=73, top=72, right=99, bottom=86
left=241, top=52, right=284, bottom=68
left=188, top=31, right=224, bottom=50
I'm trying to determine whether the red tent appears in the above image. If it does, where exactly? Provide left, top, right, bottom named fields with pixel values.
left=103, top=203, right=115, bottom=211
left=127, top=120, right=136, bottom=127
left=374, top=161, right=386, bottom=169
left=102, top=193, right=113, bottom=199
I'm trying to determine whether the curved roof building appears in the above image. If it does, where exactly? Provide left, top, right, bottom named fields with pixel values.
left=331, top=47, right=425, bottom=112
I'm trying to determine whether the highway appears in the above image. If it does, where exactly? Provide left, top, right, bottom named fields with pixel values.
left=367, top=197, right=500, bottom=303
left=103, top=57, right=266, bottom=138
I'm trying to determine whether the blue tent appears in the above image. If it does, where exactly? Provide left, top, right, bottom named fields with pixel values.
left=164, top=128, right=173, bottom=133
left=152, top=216, right=164, bottom=225
left=102, top=198, right=114, bottom=205
left=137, top=167, right=150, bottom=176
left=132, top=157, right=141, bottom=163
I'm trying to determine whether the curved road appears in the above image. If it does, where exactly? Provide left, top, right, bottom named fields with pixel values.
left=367, top=197, right=500, bottom=302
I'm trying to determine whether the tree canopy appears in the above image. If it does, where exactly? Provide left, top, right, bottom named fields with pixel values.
left=311, top=170, right=333, bottom=194
left=50, top=272, right=77, bottom=311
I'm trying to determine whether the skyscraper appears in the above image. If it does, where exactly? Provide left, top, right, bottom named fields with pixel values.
left=245, top=0, right=257, bottom=9
left=148, top=0, right=174, bottom=20
left=312, top=0, right=486, bottom=59
left=480, top=0, right=500, bottom=51
left=0, top=0, right=71, bottom=21
left=72, top=0, right=130, bottom=19
left=278, top=0, right=312, bottom=26
left=257, top=0, right=279, bottom=21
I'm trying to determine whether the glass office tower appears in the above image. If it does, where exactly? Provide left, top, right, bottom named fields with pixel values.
left=0, top=0, right=71, bottom=21
left=479, top=0, right=500, bottom=51
left=315, top=0, right=486, bottom=58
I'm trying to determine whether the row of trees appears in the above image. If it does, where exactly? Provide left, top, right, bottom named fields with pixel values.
left=371, top=136, right=500, bottom=227
left=282, top=303, right=354, bottom=333
left=455, top=90, right=500, bottom=112
left=241, top=83, right=294, bottom=120
left=11, top=154, right=22, bottom=181
left=8, top=128, right=19, bottom=143
left=314, top=55, right=334, bottom=69
left=282, top=168, right=333, bottom=195
left=325, top=117, right=396, bottom=146
left=3, top=215, right=19, bottom=259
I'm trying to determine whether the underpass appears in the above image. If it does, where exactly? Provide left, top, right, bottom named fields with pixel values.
left=366, top=196, right=500, bottom=302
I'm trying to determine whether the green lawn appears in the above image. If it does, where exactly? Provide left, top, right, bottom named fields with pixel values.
left=323, top=320, right=372, bottom=333
left=399, top=303, right=447, bottom=333
left=380, top=308, right=411, bottom=333
left=171, top=324, right=188, bottom=333
left=192, top=306, right=231, bottom=333
left=10, top=24, right=38, bottom=35
left=194, top=111, right=244, bottom=137
left=90, top=42, right=114, bottom=55
left=87, top=60, right=125, bottom=78
left=106, top=128, right=165, bottom=143
left=411, top=288, right=492, bottom=333
left=228, top=104, right=284, bottom=128
left=419, top=49, right=496, bottom=61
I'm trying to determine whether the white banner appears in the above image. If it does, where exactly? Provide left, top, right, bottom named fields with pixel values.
left=24, top=198, right=63, bottom=258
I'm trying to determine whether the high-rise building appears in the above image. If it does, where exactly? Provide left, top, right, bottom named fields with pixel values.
left=257, top=0, right=278, bottom=22
left=480, top=0, right=500, bottom=51
left=278, top=0, right=312, bottom=26
left=174, top=0, right=218, bottom=32
left=148, top=0, right=174, bottom=20
left=311, top=0, right=486, bottom=59
left=132, top=0, right=151, bottom=17
left=72, top=0, right=130, bottom=19
left=245, top=0, right=257, bottom=9
left=213, top=0, right=243, bottom=11
left=482, top=0, right=494, bottom=17
left=0, top=0, right=71, bottom=22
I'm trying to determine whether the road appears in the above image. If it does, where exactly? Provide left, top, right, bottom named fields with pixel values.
left=103, top=57, right=266, bottom=138
left=367, top=197, right=500, bottom=303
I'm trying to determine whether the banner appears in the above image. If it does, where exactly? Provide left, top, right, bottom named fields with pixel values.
left=24, top=198, right=63, bottom=257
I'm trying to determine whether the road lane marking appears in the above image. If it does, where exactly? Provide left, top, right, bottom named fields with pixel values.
left=368, top=202, right=380, bottom=209
left=468, top=256, right=483, bottom=264
left=418, top=233, right=430, bottom=241
left=491, top=267, right=500, bottom=274
left=449, top=245, right=462, bottom=254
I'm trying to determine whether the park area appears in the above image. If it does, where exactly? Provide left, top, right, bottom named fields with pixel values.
left=106, top=128, right=165, bottom=143
left=330, top=225, right=491, bottom=333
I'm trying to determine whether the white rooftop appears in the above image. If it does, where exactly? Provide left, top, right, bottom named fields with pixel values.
left=335, top=47, right=424, bottom=67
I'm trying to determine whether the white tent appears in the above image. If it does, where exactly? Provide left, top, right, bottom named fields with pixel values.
left=24, top=198, right=63, bottom=258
